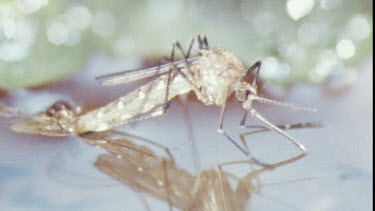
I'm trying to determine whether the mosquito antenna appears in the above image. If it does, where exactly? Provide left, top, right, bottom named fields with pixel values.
left=246, top=108, right=307, bottom=152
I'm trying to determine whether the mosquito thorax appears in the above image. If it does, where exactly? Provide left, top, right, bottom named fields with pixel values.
left=193, top=49, right=247, bottom=105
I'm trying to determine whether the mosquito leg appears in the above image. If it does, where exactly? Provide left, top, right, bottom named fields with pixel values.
left=184, top=34, right=209, bottom=57
left=201, top=35, right=209, bottom=50
left=160, top=40, right=194, bottom=114
left=133, top=189, right=152, bottom=211
left=216, top=97, right=270, bottom=167
left=151, top=56, right=174, bottom=114
left=217, top=152, right=306, bottom=188
left=196, top=34, right=203, bottom=50
left=174, top=41, right=195, bottom=78
left=186, top=36, right=196, bottom=58
left=103, top=37, right=203, bottom=130
left=166, top=42, right=205, bottom=101
left=161, top=35, right=207, bottom=112
left=237, top=123, right=321, bottom=174
left=243, top=122, right=324, bottom=130
left=248, top=108, right=307, bottom=152
left=162, top=158, right=173, bottom=211
left=239, top=122, right=322, bottom=168
left=178, top=96, right=200, bottom=174
left=132, top=56, right=173, bottom=119
left=217, top=164, right=229, bottom=211
left=239, top=110, right=248, bottom=128
left=162, top=66, right=174, bottom=113
left=109, top=129, right=176, bottom=163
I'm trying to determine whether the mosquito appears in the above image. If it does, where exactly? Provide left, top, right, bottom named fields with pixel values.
left=95, top=123, right=320, bottom=211
left=90, top=34, right=316, bottom=165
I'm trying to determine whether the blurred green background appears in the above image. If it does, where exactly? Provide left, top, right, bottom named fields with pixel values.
left=0, top=0, right=372, bottom=90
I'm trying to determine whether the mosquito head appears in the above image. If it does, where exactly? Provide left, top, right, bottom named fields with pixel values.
left=234, top=81, right=258, bottom=102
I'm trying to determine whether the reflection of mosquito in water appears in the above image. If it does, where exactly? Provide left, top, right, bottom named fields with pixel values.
left=95, top=123, right=320, bottom=211
left=90, top=34, right=316, bottom=165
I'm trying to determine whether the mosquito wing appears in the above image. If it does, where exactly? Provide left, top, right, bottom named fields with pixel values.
left=96, top=56, right=201, bottom=86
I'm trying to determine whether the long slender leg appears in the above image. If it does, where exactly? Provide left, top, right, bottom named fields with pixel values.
left=133, top=189, right=152, bottom=211
left=179, top=96, right=200, bottom=174
left=162, top=158, right=173, bottom=211
left=162, top=34, right=209, bottom=111
left=201, top=35, right=209, bottom=49
left=91, top=36, right=205, bottom=139
left=216, top=152, right=306, bottom=209
left=239, top=122, right=323, bottom=161
left=159, top=42, right=192, bottom=114
left=133, top=37, right=196, bottom=120
left=186, top=36, right=196, bottom=58
left=130, top=35, right=208, bottom=121
left=132, top=56, right=172, bottom=119
left=217, top=165, right=229, bottom=211
left=167, top=42, right=205, bottom=100
left=187, top=34, right=209, bottom=58
left=197, top=34, right=204, bottom=50
left=174, top=35, right=210, bottom=83
left=174, top=42, right=195, bottom=77
left=243, top=122, right=323, bottom=130
left=217, top=96, right=270, bottom=167
left=240, top=111, right=248, bottom=128
left=236, top=122, right=320, bottom=189
left=162, top=64, right=174, bottom=113
left=218, top=153, right=307, bottom=178
left=248, top=108, right=307, bottom=152
left=140, top=39, right=193, bottom=116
